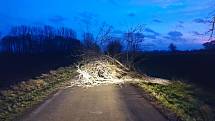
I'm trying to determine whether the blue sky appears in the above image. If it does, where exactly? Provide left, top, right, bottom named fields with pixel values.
left=0, top=0, right=214, bottom=50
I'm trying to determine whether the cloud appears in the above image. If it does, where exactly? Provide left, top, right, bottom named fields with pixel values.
left=176, top=24, right=184, bottom=28
left=193, top=18, right=209, bottom=23
left=135, top=33, right=145, bottom=38
left=145, top=28, right=160, bottom=36
left=192, top=31, right=203, bottom=36
left=127, top=12, right=136, bottom=17
left=164, top=31, right=186, bottom=41
left=49, top=15, right=67, bottom=24
left=144, top=28, right=161, bottom=40
left=178, top=21, right=184, bottom=24
left=153, top=19, right=162, bottom=23
left=168, top=31, right=183, bottom=37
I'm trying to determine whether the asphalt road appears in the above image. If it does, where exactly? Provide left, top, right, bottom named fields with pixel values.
left=19, top=85, right=167, bottom=121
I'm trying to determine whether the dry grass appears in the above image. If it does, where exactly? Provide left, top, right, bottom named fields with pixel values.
left=0, top=66, right=77, bottom=121
left=134, top=81, right=215, bottom=121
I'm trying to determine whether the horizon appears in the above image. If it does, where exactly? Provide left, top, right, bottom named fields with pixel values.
left=0, top=0, right=215, bottom=50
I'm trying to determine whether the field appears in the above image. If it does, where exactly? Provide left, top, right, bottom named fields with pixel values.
left=131, top=50, right=215, bottom=120
left=0, top=54, right=78, bottom=89
left=134, top=51, right=215, bottom=88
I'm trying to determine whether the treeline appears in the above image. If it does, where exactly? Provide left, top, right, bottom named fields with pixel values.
left=0, top=25, right=84, bottom=88
left=0, top=25, right=82, bottom=55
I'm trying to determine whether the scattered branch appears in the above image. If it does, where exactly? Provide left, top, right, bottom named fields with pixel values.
left=209, top=16, right=215, bottom=40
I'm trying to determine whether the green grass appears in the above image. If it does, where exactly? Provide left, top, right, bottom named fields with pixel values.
left=135, top=81, right=215, bottom=121
left=0, top=66, right=77, bottom=121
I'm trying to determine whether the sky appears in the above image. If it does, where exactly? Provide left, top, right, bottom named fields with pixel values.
left=0, top=0, right=214, bottom=50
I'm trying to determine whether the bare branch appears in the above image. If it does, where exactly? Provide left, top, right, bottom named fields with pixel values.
left=96, top=22, right=114, bottom=47
left=209, top=16, right=215, bottom=40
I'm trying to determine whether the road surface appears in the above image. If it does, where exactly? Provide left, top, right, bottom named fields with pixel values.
left=19, top=85, right=167, bottom=121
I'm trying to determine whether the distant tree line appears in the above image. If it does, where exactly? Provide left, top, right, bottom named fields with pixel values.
left=0, top=25, right=126, bottom=58
left=203, top=40, right=215, bottom=50
left=0, top=25, right=82, bottom=55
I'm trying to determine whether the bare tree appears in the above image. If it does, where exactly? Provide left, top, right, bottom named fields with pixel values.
left=123, top=24, right=145, bottom=66
left=204, top=9, right=215, bottom=49
left=95, top=22, right=113, bottom=50
left=209, top=16, right=215, bottom=40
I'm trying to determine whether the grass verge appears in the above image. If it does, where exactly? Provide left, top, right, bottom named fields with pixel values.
left=0, top=65, right=77, bottom=121
left=134, top=81, right=215, bottom=121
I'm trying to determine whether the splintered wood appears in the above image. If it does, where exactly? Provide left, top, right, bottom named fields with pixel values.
left=70, top=56, right=127, bottom=87
left=71, top=55, right=171, bottom=87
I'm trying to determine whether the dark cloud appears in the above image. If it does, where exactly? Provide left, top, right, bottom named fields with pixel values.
left=49, top=15, right=67, bottom=23
left=178, top=21, right=184, bottom=24
left=144, top=28, right=161, bottom=40
left=153, top=19, right=162, bottom=23
left=192, top=31, right=203, bottom=36
left=165, top=31, right=186, bottom=41
left=127, top=12, right=136, bottom=17
left=193, top=18, right=209, bottom=23
left=176, top=24, right=184, bottom=28
left=135, top=33, right=145, bottom=38
left=163, top=36, right=171, bottom=40
left=164, top=36, right=186, bottom=41
left=145, top=28, right=160, bottom=36
left=168, top=31, right=183, bottom=37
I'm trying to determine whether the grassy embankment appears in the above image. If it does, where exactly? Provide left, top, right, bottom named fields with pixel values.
left=0, top=65, right=77, bottom=121
left=131, top=51, right=215, bottom=121
left=134, top=81, right=215, bottom=121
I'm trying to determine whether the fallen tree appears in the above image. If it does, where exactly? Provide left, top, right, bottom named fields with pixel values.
left=71, top=54, right=171, bottom=87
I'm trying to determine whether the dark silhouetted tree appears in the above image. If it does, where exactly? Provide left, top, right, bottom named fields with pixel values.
left=106, top=39, right=123, bottom=57
left=82, top=32, right=100, bottom=53
left=169, top=43, right=177, bottom=52
left=0, top=25, right=81, bottom=55
left=203, top=40, right=215, bottom=50
left=204, top=13, right=215, bottom=50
